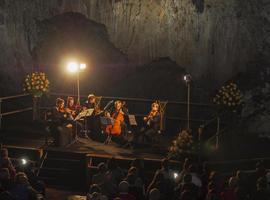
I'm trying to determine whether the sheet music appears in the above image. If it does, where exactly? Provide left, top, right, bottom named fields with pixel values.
left=128, top=115, right=137, bottom=126
left=74, top=109, right=94, bottom=121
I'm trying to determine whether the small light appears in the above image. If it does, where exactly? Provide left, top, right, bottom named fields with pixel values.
left=80, top=63, right=86, bottom=70
left=184, top=74, right=191, bottom=82
left=67, top=62, right=79, bottom=73
left=21, top=158, right=27, bottom=165
left=173, top=172, right=178, bottom=179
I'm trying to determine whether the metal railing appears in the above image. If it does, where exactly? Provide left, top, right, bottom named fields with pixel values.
left=0, top=94, right=33, bottom=130
left=0, top=92, right=217, bottom=134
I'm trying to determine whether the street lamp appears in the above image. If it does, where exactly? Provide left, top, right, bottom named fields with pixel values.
left=184, top=74, right=191, bottom=129
left=67, top=61, right=86, bottom=105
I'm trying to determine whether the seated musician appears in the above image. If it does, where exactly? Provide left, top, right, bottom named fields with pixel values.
left=66, top=96, right=77, bottom=120
left=50, top=98, right=72, bottom=145
left=84, top=94, right=102, bottom=140
left=66, top=96, right=82, bottom=134
left=104, top=100, right=129, bottom=145
left=141, top=102, right=161, bottom=144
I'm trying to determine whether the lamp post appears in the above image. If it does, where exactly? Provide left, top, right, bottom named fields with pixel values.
left=184, top=74, right=191, bottom=129
left=67, top=62, right=86, bottom=105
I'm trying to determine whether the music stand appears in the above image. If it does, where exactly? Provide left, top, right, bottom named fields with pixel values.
left=100, top=117, right=115, bottom=144
left=74, top=109, right=94, bottom=140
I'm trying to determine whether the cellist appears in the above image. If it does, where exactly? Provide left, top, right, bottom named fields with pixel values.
left=104, top=100, right=128, bottom=144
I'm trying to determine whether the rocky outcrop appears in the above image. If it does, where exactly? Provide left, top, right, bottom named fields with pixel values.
left=0, top=0, right=269, bottom=95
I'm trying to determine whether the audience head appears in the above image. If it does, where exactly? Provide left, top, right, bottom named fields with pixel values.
left=228, top=176, right=237, bottom=188
left=107, top=157, right=118, bottom=171
left=149, top=188, right=160, bottom=200
left=161, top=158, right=169, bottom=170
left=209, top=171, right=219, bottom=183
left=1, top=148, right=8, bottom=158
left=182, top=158, right=191, bottom=171
left=89, top=184, right=101, bottom=194
left=257, top=177, right=267, bottom=190
left=0, top=168, right=10, bottom=180
left=188, top=164, right=197, bottom=174
left=183, top=173, right=192, bottom=184
left=15, top=172, right=29, bottom=185
left=97, top=162, right=107, bottom=173
left=131, top=158, right=144, bottom=170
left=119, top=181, right=129, bottom=193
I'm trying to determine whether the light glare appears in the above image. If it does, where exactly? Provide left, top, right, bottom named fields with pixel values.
left=80, top=63, right=86, bottom=70
left=67, top=62, right=79, bottom=73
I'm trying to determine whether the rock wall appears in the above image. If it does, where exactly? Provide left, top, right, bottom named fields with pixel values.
left=0, top=0, right=268, bottom=95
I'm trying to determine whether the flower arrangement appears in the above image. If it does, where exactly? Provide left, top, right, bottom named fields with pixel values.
left=23, top=72, right=50, bottom=97
left=213, top=82, right=243, bottom=111
left=168, top=129, right=195, bottom=159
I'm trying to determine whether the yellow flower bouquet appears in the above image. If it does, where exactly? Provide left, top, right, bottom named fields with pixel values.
left=23, top=72, right=50, bottom=97
left=213, top=82, right=243, bottom=112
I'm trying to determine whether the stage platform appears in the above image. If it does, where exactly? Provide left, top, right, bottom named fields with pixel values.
left=1, top=128, right=170, bottom=161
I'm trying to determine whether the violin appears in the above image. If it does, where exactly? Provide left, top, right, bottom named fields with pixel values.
left=144, top=110, right=158, bottom=126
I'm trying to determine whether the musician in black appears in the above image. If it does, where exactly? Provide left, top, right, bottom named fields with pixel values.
left=133, top=102, right=161, bottom=145
left=83, top=94, right=102, bottom=140
left=50, top=98, right=71, bottom=145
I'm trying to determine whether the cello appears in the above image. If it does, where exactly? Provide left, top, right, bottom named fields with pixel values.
left=105, top=100, right=125, bottom=136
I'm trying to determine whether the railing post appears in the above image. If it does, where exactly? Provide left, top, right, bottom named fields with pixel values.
left=0, top=99, right=2, bottom=130
left=215, top=117, right=220, bottom=149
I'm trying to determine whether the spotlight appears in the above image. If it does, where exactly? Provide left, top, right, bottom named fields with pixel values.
left=67, top=62, right=79, bottom=73
left=183, top=74, right=191, bottom=83
left=79, top=63, right=86, bottom=70
left=173, top=172, right=179, bottom=179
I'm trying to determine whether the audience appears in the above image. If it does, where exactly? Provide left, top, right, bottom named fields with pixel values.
left=1, top=146, right=270, bottom=200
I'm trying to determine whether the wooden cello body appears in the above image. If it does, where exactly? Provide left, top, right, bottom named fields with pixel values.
left=105, top=111, right=124, bottom=136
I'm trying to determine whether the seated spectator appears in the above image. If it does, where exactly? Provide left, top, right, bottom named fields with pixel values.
left=234, top=186, right=249, bottom=200
left=174, top=173, right=198, bottom=200
left=0, top=168, right=12, bottom=192
left=206, top=181, right=221, bottom=200
left=117, top=181, right=136, bottom=200
left=125, top=168, right=144, bottom=200
left=0, top=148, right=16, bottom=179
left=220, top=177, right=237, bottom=200
left=106, top=158, right=124, bottom=186
left=253, top=177, right=269, bottom=200
left=149, top=188, right=160, bottom=200
left=87, top=184, right=108, bottom=200
left=180, top=190, right=196, bottom=200
left=188, top=164, right=202, bottom=188
left=209, top=171, right=223, bottom=193
left=0, top=191, right=15, bottom=200
left=8, top=172, right=39, bottom=200
left=92, top=162, right=107, bottom=186
left=147, top=170, right=171, bottom=200
left=176, top=158, right=191, bottom=184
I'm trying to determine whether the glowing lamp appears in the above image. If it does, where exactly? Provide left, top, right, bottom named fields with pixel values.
left=67, top=62, right=79, bottom=73
left=80, top=63, right=86, bottom=70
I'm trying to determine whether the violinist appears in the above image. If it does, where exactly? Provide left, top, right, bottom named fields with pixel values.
left=66, top=96, right=77, bottom=120
left=104, top=100, right=128, bottom=144
left=50, top=98, right=71, bottom=145
left=141, top=102, right=161, bottom=144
